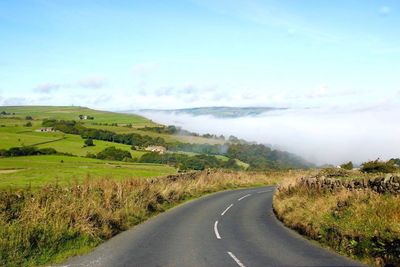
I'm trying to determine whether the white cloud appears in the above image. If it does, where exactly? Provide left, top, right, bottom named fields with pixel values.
left=132, top=62, right=159, bottom=76
left=34, top=83, right=62, bottom=94
left=33, top=75, right=107, bottom=93
left=308, top=85, right=329, bottom=98
left=379, top=6, right=391, bottom=16
left=78, top=76, right=107, bottom=89
left=2, top=97, right=29, bottom=106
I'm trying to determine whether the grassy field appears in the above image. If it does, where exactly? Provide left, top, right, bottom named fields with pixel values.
left=0, top=155, right=176, bottom=188
left=0, top=125, right=146, bottom=157
left=0, top=126, right=60, bottom=148
left=0, top=106, right=157, bottom=127
left=84, top=123, right=225, bottom=145
left=273, top=172, right=400, bottom=266
left=0, top=105, right=243, bottom=189
left=1, top=106, right=225, bottom=147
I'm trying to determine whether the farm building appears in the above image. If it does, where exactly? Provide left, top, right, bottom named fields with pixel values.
left=36, top=127, right=55, bottom=132
left=145, top=146, right=167, bottom=154
left=79, top=115, right=94, bottom=120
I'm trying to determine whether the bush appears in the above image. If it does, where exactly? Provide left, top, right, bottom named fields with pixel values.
left=38, top=148, right=58, bottom=155
left=95, top=147, right=132, bottom=161
left=84, top=138, right=95, bottom=147
left=24, top=121, right=32, bottom=127
left=340, top=161, right=353, bottom=170
left=361, top=159, right=398, bottom=173
left=389, top=158, right=400, bottom=166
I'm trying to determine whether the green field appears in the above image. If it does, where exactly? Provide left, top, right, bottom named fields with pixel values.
left=84, top=123, right=225, bottom=145
left=0, top=106, right=235, bottom=189
left=1, top=106, right=225, bottom=145
left=0, top=155, right=177, bottom=188
left=1, top=106, right=157, bottom=127
left=0, top=126, right=146, bottom=158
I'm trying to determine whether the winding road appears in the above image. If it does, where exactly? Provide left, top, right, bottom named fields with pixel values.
left=63, top=186, right=365, bottom=267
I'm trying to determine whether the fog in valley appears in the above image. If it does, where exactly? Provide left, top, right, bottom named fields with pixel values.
left=139, top=106, right=400, bottom=166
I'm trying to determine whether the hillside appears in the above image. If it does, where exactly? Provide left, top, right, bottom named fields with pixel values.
left=0, top=106, right=311, bottom=188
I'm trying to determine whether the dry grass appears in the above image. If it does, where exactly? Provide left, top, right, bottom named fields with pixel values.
left=0, top=169, right=300, bottom=267
left=273, top=175, right=400, bottom=266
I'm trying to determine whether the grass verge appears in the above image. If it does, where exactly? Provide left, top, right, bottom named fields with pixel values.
left=0, top=169, right=301, bottom=266
left=273, top=175, right=400, bottom=267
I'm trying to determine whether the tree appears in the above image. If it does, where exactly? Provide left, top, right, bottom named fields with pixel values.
left=340, top=161, right=353, bottom=170
left=84, top=138, right=94, bottom=147
left=25, top=116, right=33, bottom=120
left=25, top=121, right=32, bottom=127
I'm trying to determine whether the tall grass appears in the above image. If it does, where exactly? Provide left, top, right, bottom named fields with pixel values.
left=273, top=176, right=400, bottom=266
left=0, top=169, right=294, bottom=266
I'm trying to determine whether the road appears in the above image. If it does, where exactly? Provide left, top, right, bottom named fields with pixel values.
left=62, top=186, right=364, bottom=267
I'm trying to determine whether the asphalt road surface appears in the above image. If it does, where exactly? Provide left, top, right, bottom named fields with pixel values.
left=62, top=186, right=365, bottom=267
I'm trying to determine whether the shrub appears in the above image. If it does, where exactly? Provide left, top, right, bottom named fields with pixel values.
left=84, top=138, right=95, bottom=147
left=38, top=148, right=57, bottom=155
left=361, top=159, right=398, bottom=173
left=95, top=147, right=132, bottom=161
left=340, top=161, right=353, bottom=170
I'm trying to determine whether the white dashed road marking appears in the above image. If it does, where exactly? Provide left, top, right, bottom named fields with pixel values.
left=227, top=251, right=247, bottom=267
left=214, top=220, right=221, bottom=239
left=221, top=204, right=233, bottom=216
left=238, top=194, right=251, bottom=201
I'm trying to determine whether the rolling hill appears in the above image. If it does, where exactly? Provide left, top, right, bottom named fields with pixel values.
left=0, top=106, right=311, bottom=188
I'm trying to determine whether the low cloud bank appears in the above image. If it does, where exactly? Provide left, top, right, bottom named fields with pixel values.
left=138, top=107, right=400, bottom=166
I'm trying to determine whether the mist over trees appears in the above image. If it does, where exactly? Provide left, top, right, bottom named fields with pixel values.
left=41, top=119, right=311, bottom=170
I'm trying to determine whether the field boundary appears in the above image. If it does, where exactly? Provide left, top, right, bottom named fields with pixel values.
left=29, top=137, right=67, bottom=147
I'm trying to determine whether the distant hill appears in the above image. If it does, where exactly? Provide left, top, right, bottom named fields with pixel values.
left=137, top=106, right=286, bottom=118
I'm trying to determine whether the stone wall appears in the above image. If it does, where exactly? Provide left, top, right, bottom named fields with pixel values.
left=296, top=174, right=400, bottom=194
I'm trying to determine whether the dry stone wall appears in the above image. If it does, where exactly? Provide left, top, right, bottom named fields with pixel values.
left=296, top=174, right=400, bottom=194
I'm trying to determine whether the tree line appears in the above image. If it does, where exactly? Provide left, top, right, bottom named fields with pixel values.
left=139, top=152, right=241, bottom=171
left=0, top=147, right=58, bottom=157
left=227, top=143, right=312, bottom=170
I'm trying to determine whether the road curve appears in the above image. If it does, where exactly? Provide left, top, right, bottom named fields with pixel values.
left=62, top=186, right=365, bottom=267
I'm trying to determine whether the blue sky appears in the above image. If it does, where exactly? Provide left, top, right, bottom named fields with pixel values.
left=0, top=0, right=399, bottom=110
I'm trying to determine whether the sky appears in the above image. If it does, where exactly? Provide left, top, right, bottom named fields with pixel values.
left=1, top=0, right=399, bottom=110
